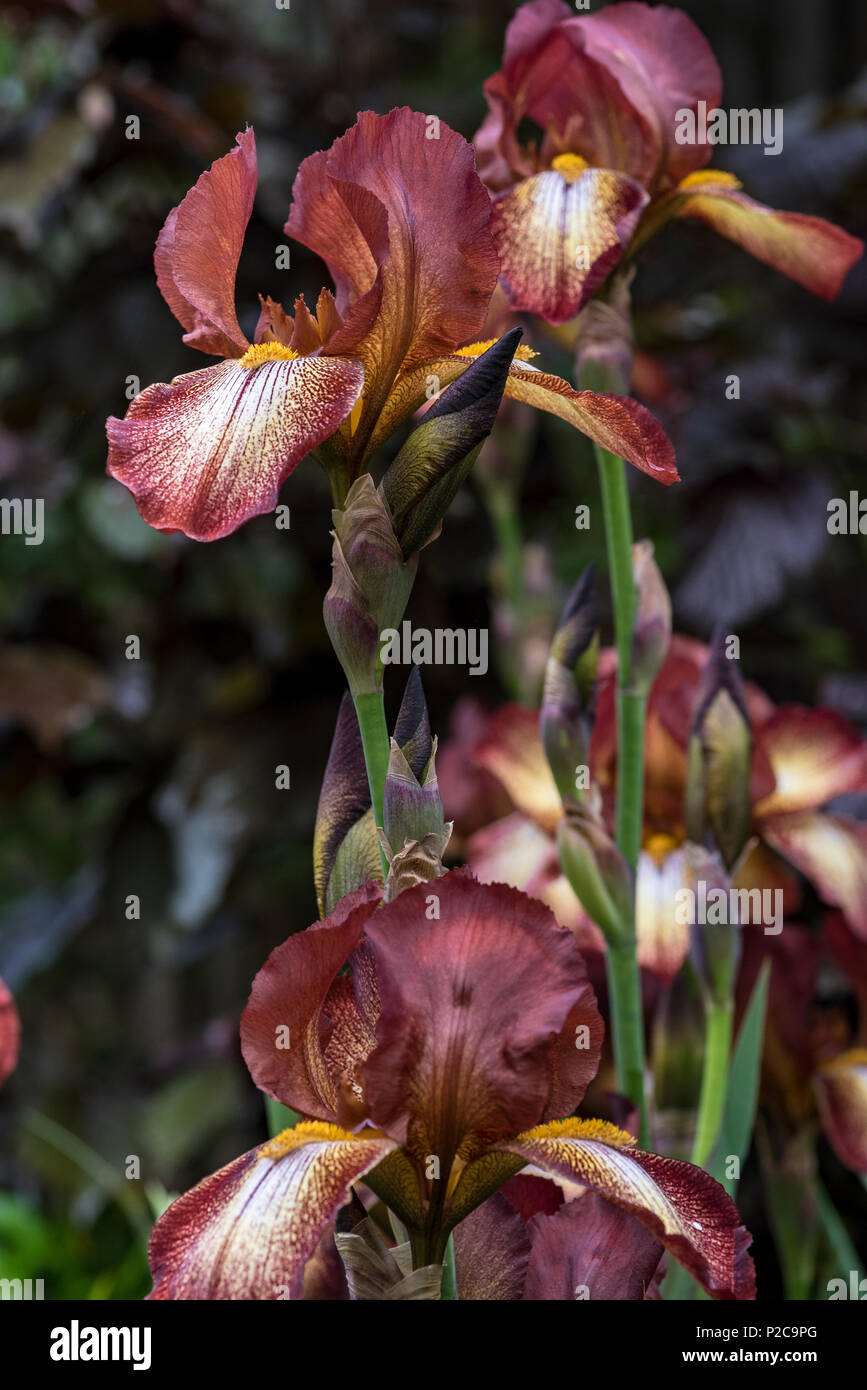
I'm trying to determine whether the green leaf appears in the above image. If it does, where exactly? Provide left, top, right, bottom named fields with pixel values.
left=710, top=959, right=770, bottom=1194
left=265, top=1096, right=300, bottom=1138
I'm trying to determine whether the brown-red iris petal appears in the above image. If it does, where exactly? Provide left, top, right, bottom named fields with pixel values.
left=491, top=167, right=648, bottom=323
left=522, top=1193, right=665, bottom=1300
left=147, top=1125, right=396, bottom=1300
left=569, top=1, right=723, bottom=184
left=288, top=108, right=499, bottom=384
left=496, top=1126, right=756, bottom=1300
left=106, top=353, right=364, bottom=542
left=154, top=127, right=257, bottom=358
left=360, top=869, right=602, bottom=1165
left=669, top=182, right=864, bottom=302
left=240, top=880, right=383, bottom=1120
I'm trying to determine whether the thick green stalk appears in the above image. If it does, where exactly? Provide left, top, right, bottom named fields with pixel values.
left=605, top=937, right=646, bottom=1126
left=589, top=441, right=648, bottom=1143
left=691, top=1001, right=733, bottom=1167
left=353, top=688, right=391, bottom=880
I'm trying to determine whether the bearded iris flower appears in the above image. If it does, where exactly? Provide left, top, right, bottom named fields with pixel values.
left=475, top=0, right=863, bottom=323
left=447, top=636, right=867, bottom=977
left=106, top=107, right=679, bottom=542
left=147, top=870, right=754, bottom=1299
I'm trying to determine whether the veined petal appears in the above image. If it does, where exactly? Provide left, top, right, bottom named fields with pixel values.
left=814, top=1050, right=867, bottom=1173
left=491, top=167, right=648, bottom=322
left=361, top=871, right=602, bottom=1168
left=364, top=342, right=678, bottom=486
left=106, top=353, right=364, bottom=541
left=154, top=128, right=257, bottom=357
left=147, top=1123, right=396, bottom=1299
left=473, top=705, right=563, bottom=832
left=503, top=362, right=678, bottom=484
left=755, top=706, right=867, bottom=818
left=570, top=2, right=723, bottom=184
left=667, top=175, right=863, bottom=301
left=287, top=108, right=498, bottom=445
left=240, top=881, right=383, bottom=1120
left=467, top=813, right=559, bottom=892
left=495, top=1117, right=756, bottom=1300
left=0, top=975, right=19, bottom=1085
left=762, top=811, right=867, bottom=939
left=476, top=1, right=659, bottom=188
left=636, top=845, right=691, bottom=982
left=522, top=1193, right=664, bottom=1300
left=453, top=1191, right=531, bottom=1300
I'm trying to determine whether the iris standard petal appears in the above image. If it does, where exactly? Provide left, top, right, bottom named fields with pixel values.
left=240, top=880, right=383, bottom=1120
left=361, top=871, right=603, bottom=1167
left=154, top=128, right=257, bottom=357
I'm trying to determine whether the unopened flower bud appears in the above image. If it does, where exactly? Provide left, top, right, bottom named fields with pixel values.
left=383, top=737, right=445, bottom=855
left=631, top=540, right=671, bottom=696
left=685, top=843, right=742, bottom=1008
left=684, top=627, right=752, bottom=870
left=557, top=792, right=633, bottom=943
left=541, top=565, right=598, bottom=805
left=323, top=475, right=416, bottom=696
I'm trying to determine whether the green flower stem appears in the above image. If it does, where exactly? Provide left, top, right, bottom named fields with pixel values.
left=588, top=437, right=649, bottom=1145
left=606, top=936, right=647, bottom=1136
left=353, top=688, right=391, bottom=880
left=691, top=1000, right=733, bottom=1167
left=478, top=474, right=531, bottom=703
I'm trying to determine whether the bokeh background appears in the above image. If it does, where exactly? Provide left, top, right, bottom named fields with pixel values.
left=0, top=0, right=864, bottom=1298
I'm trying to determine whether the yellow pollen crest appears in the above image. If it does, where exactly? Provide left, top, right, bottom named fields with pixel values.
left=517, top=1117, right=637, bottom=1148
left=453, top=339, right=538, bottom=362
left=551, top=153, right=591, bottom=184
left=677, top=169, right=743, bottom=192
left=240, top=342, right=299, bottom=369
left=261, top=1120, right=362, bottom=1159
left=644, top=831, right=680, bottom=865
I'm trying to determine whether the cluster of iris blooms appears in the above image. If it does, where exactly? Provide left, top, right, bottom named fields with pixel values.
left=2, top=1, right=857, bottom=1301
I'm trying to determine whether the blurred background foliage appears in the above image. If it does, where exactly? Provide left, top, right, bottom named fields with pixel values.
left=0, top=0, right=864, bottom=1299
